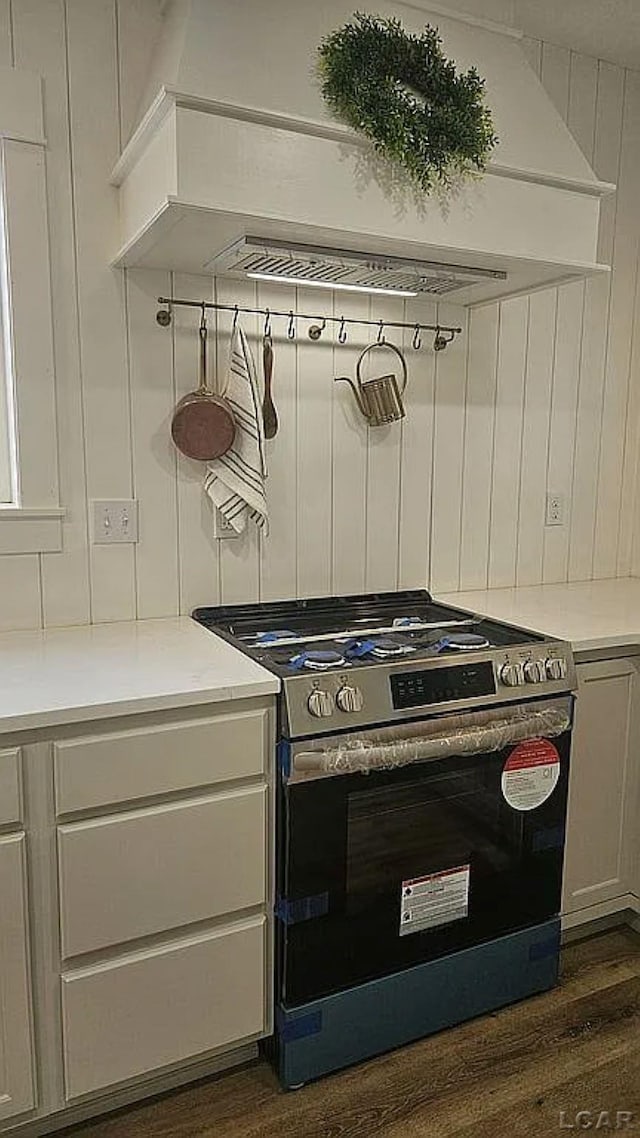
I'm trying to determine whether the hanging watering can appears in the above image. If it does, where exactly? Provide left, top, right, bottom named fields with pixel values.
left=335, top=340, right=407, bottom=426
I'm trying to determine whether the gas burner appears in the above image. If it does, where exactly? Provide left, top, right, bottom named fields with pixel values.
left=289, top=649, right=347, bottom=671
left=251, top=629, right=295, bottom=645
left=436, top=633, right=490, bottom=652
left=369, top=637, right=416, bottom=659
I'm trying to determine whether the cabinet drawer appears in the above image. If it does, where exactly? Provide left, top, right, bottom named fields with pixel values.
left=61, top=916, right=267, bottom=1100
left=54, top=707, right=269, bottom=814
left=58, top=786, right=267, bottom=957
left=0, top=748, right=21, bottom=826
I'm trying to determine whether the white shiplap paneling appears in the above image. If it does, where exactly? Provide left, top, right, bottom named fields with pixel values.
left=1, top=4, right=640, bottom=633
left=516, top=288, right=556, bottom=588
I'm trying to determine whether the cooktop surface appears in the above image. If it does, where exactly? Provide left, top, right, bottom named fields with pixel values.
left=193, top=589, right=546, bottom=678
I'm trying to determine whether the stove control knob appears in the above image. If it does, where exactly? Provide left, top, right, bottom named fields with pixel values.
left=523, top=660, right=546, bottom=684
left=307, top=689, right=335, bottom=718
left=545, top=657, right=567, bottom=681
left=499, top=662, right=524, bottom=687
left=336, top=684, right=364, bottom=714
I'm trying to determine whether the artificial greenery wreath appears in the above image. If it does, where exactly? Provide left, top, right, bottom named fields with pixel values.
left=318, top=13, right=497, bottom=194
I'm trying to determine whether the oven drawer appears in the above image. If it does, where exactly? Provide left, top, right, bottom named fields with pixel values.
left=58, top=785, right=267, bottom=957
left=61, top=915, right=267, bottom=1099
left=54, top=706, right=269, bottom=814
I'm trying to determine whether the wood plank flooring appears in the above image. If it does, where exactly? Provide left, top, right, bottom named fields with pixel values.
left=62, top=927, right=640, bottom=1138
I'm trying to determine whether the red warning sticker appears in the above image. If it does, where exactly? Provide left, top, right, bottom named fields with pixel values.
left=501, top=738, right=560, bottom=811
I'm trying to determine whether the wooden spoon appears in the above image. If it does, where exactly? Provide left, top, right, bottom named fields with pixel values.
left=262, top=334, right=278, bottom=439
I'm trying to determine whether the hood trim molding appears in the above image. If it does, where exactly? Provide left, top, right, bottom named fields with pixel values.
left=111, top=87, right=615, bottom=200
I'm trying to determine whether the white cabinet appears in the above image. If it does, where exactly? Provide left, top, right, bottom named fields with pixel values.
left=563, top=658, right=640, bottom=918
left=53, top=698, right=274, bottom=1102
left=0, top=832, right=35, bottom=1122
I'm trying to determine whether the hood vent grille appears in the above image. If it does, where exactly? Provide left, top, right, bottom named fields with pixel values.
left=208, top=238, right=507, bottom=297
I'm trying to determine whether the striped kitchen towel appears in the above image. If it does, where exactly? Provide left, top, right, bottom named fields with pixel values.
left=204, top=325, right=268, bottom=534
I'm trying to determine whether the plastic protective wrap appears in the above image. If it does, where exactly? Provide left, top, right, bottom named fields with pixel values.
left=293, top=700, right=571, bottom=776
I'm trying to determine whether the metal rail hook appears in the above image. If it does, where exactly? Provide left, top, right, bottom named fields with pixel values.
left=199, top=302, right=207, bottom=332
left=338, top=316, right=347, bottom=344
left=433, top=326, right=455, bottom=352
left=412, top=324, right=422, bottom=351
left=264, top=309, right=272, bottom=338
left=232, top=305, right=239, bottom=332
left=377, top=320, right=385, bottom=344
left=287, top=311, right=296, bottom=340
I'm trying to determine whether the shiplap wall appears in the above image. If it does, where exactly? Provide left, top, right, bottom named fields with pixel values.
left=3, top=1, right=640, bottom=629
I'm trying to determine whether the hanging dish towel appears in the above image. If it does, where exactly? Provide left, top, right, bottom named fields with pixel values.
left=204, top=325, right=268, bottom=533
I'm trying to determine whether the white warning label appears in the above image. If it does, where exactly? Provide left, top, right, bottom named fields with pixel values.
left=399, top=864, right=470, bottom=937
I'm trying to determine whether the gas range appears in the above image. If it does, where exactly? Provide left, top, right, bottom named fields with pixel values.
left=193, top=589, right=576, bottom=737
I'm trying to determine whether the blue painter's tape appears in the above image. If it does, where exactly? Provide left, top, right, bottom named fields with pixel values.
left=275, top=892, right=330, bottom=924
left=277, top=1007, right=323, bottom=1043
left=532, top=825, right=565, bottom=852
left=529, top=930, right=561, bottom=962
left=277, top=740, right=291, bottom=778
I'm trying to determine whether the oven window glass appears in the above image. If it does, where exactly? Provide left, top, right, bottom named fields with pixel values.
left=346, top=767, right=516, bottom=914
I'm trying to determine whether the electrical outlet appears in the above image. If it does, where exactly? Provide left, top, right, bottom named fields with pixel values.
left=212, top=509, right=240, bottom=540
left=545, top=492, right=565, bottom=527
left=92, top=500, right=139, bottom=544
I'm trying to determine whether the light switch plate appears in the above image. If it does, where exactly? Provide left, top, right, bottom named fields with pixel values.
left=92, top=500, right=139, bottom=544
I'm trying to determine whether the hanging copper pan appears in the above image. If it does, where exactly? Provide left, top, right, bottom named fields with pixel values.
left=171, top=308, right=236, bottom=461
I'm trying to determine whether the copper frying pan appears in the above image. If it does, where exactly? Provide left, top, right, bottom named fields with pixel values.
left=171, top=309, right=236, bottom=461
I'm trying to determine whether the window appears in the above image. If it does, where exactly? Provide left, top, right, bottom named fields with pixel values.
left=0, top=66, right=63, bottom=552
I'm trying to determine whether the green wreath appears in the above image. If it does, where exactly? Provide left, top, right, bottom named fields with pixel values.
left=318, top=13, right=497, bottom=194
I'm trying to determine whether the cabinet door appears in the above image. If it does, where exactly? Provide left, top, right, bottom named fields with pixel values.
left=0, top=833, right=35, bottom=1121
left=563, top=658, right=639, bottom=916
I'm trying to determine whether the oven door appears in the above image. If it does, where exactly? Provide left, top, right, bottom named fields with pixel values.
left=277, top=696, right=572, bottom=1006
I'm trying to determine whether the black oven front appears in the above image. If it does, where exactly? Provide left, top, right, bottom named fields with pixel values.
left=276, top=696, right=572, bottom=1007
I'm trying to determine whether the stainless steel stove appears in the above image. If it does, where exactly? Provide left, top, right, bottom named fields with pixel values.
left=193, top=590, right=576, bottom=1090
left=193, top=588, right=575, bottom=737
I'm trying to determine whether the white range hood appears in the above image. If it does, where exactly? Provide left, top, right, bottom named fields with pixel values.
left=110, top=0, right=613, bottom=306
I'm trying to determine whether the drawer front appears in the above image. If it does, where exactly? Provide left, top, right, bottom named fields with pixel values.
left=58, top=786, right=267, bottom=957
left=54, top=706, right=270, bottom=814
left=61, top=916, right=267, bottom=1100
left=0, top=749, right=21, bottom=826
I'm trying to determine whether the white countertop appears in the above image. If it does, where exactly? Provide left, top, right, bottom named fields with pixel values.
left=439, top=577, right=640, bottom=654
left=0, top=617, right=279, bottom=733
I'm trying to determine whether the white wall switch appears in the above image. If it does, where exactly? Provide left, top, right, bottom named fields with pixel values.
left=92, top=500, right=139, bottom=544
left=545, top=492, right=565, bottom=527
left=212, top=509, right=240, bottom=539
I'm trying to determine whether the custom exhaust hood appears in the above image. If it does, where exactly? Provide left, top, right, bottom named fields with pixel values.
left=110, top=0, right=613, bottom=306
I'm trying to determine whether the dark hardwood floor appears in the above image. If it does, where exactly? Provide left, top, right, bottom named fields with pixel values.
left=62, top=927, right=640, bottom=1138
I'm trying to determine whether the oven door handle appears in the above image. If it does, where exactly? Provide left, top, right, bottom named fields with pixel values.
left=293, top=705, right=571, bottom=777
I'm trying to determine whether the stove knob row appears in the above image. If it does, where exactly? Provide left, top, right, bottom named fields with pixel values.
left=307, top=689, right=334, bottom=718
left=336, top=684, right=364, bottom=713
left=499, top=656, right=568, bottom=688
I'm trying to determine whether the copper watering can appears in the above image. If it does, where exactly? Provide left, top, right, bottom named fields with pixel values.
left=335, top=340, right=408, bottom=426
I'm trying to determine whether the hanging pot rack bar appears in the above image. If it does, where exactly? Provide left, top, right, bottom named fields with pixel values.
left=155, top=296, right=463, bottom=347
